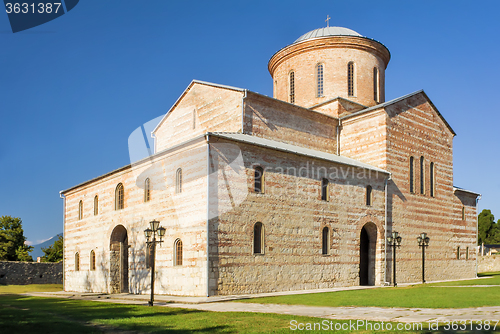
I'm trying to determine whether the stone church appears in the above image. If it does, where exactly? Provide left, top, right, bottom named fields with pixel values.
left=61, top=26, right=480, bottom=296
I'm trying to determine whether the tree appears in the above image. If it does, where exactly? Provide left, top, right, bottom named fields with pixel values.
left=478, top=209, right=500, bottom=244
left=0, top=216, right=33, bottom=261
left=41, top=235, right=63, bottom=262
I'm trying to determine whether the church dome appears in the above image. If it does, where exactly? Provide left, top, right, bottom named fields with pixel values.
left=294, top=26, right=362, bottom=43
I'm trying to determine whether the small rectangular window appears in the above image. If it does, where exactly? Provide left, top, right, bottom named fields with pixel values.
left=456, top=246, right=461, bottom=260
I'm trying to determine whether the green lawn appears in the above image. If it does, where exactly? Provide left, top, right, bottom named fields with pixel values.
left=240, top=272, right=500, bottom=309
left=0, top=294, right=439, bottom=334
left=426, top=272, right=500, bottom=286
left=0, top=284, right=63, bottom=294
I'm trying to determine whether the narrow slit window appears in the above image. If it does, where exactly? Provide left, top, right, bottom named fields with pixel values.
left=430, top=162, right=435, bottom=197
left=348, top=62, right=355, bottom=96
left=289, top=71, right=295, bottom=104
left=90, top=250, right=96, bottom=271
left=176, top=168, right=182, bottom=194
left=466, top=247, right=469, bottom=260
left=94, top=196, right=98, bottom=216
left=321, top=178, right=329, bottom=201
left=322, top=226, right=329, bottom=255
left=373, top=67, right=379, bottom=102
left=254, top=166, right=264, bottom=193
left=75, top=252, right=80, bottom=271
left=462, top=206, right=465, bottom=221
left=78, top=200, right=83, bottom=220
left=316, top=63, right=324, bottom=97
left=457, top=246, right=461, bottom=260
left=115, top=183, right=124, bottom=210
left=366, top=185, right=373, bottom=206
left=144, top=178, right=151, bottom=202
left=253, top=222, right=263, bottom=254
left=174, top=239, right=183, bottom=266
left=409, top=156, right=415, bottom=193
left=420, top=156, right=425, bottom=195
left=192, top=109, right=196, bottom=129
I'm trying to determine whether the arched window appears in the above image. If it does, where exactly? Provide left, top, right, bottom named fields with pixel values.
left=322, top=226, right=329, bottom=255
left=366, top=185, right=373, bottom=206
left=289, top=71, right=295, bottom=104
left=75, top=252, right=80, bottom=271
left=78, top=200, right=83, bottom=220
left=409, top=156, right=415, bottom=193
left=94, top=196, right=98, bottom=216
left=174, top=239, right=183, bottom=266
left=144, top=178, right=151, bottom=202
left=430, top=162, right=435, bottom=197
left=115, top=183, right=124, bottom=210
left=254, top=166, right=264, bottom=193
left=466, top=247, right=469, bottom=260
left=253, top=222, right=263, bottom=254
left=462, top=206, right=465, bottom=220
left=175, top=168, right=182, bottom=194
left=348, top=62, right=355, bottom=97
left=90, top=250, right=96, bottom=271
left=373, top=67, right=379, bottom=102
left=420, top=156, right=425, bottom=195
left=321, top=178, right=329, bottom=201
left=316, top=63, right=324, bottom=97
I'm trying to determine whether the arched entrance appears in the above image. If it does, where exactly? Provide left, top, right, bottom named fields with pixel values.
left=110, top=225, right=128, bottom=293
left=359, top=222, right=377, bottom=286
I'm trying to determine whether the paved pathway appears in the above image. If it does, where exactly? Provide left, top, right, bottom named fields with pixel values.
left=25, top=284, right=500, bottom=324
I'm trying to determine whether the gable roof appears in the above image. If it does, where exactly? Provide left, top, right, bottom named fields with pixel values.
left=341, top=90, right=456, bottom=136
left=151, top=80, right=246, bottom=135
left=209, top=132, right=389, bottom=175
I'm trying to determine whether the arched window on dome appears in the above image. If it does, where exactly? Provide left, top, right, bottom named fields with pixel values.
left=373, top=67, right=379, bottom=103
left=348, top=62, right=355, bottom=97
left=289, top=71, right=295, bottom=104
left=316, top=63, right=324, bottom=97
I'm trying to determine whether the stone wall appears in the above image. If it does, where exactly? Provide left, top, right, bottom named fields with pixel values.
left=0, top=261, right=62, bottom=285
left=478, top=256, right=500, bottom=273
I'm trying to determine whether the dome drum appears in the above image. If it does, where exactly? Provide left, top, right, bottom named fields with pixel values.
left=269, top=28, right=390, bottom=108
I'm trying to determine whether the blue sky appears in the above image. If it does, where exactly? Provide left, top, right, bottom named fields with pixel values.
left=1, top=1, right=499, bottom=245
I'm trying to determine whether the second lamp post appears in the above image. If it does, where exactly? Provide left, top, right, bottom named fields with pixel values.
left=417, top=232, right=430, bottom=283
left=144, top=219, right=165, bottom=306
left=387, top=231, right=402, bottom=287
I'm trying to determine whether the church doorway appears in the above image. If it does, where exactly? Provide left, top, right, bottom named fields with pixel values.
left=359, top=223, right=377, bottom=286
left=110, top=225, right=128, bottom=293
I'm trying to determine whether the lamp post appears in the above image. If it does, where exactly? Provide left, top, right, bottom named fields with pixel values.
left=387, top=231, right=402, bottom=287
left=417, top=232, right=430, bottom=283
left=144, top=219, right=165, bottom=306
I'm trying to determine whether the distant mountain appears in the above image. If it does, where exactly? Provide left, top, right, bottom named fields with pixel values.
left=30, top=233, right=63, bottom=260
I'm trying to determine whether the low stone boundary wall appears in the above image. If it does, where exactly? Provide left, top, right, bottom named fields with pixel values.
left=0, top=261, right=62, bottom=285
left=478, top=256, right=500, bottom=273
